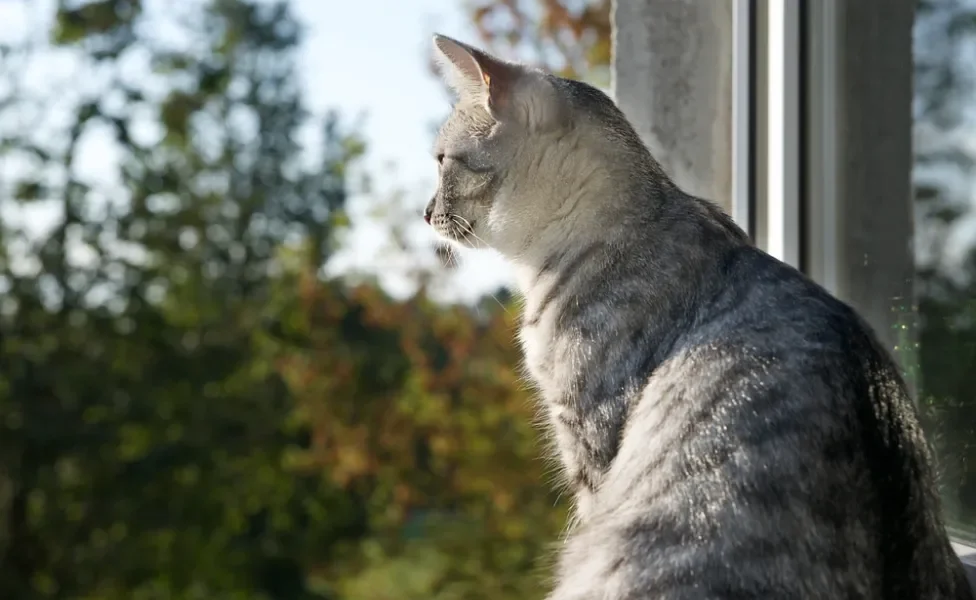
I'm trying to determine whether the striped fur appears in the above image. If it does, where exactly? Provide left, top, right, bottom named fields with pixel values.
left=427, top=34, right=974, bottom=599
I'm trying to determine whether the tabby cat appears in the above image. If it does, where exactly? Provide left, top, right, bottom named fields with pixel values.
left=424, top=34, right=975, bottom=599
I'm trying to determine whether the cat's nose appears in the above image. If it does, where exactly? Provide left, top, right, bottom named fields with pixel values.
left=423, top=198, right=435, bottom=224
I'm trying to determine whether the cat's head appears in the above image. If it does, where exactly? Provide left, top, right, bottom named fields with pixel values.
left=425, top=34, right=648, bottom=260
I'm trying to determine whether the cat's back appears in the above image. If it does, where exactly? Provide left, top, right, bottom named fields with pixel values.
left=558, top=245, right=973, bottom=599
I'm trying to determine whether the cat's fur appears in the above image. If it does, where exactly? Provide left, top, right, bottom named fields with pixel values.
left=425, top=34, right=975, bottom=599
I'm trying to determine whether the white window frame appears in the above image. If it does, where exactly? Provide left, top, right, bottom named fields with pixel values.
left=762, top=0, right=801, bottom=268
left=730, top=0, right=756, bottom=239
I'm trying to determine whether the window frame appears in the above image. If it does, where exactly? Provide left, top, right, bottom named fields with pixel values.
left=742, top=0, right=976, bottom=582
left=613, top=0, right=975, bottom=584
left=730, top=0, right=757, bottom=240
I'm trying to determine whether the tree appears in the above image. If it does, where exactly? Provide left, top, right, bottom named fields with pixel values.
left=0, top=0, right=577, bottom=597
left=467, top=0, right=611, bottom=84
left=0, top=0, right=365, bottom=596
left=265, top=257, right=566, bottom=600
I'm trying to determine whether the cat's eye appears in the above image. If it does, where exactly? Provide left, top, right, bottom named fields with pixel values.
left=436, top=153, right=483, bottom=174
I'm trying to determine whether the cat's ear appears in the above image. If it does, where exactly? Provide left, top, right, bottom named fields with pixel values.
left=432, top=34, right=560, bottom=129
left=432, top=34, right=517, bottom=113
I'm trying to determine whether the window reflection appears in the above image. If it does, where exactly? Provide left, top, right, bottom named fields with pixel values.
left=913, top=0, right=976, bottom=541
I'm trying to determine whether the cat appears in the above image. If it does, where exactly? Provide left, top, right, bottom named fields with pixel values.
left=424, top=33, right=975, bottom=600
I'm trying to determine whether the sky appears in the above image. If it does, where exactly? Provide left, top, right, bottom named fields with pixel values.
left=0, top=0, right=514, bottom=303
left=4, top=0, right=976, bottom=300
left=285, top=0, right=514, bottom=301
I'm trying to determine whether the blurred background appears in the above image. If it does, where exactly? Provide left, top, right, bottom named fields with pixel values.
left=0, top=0, right=972, bottom=598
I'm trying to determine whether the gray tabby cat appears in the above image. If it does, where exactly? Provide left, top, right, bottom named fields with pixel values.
left=424, top=34, right=975, bottom=600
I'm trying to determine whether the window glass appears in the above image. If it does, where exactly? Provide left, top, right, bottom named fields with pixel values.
left=913, top=0, right=976, bottom=542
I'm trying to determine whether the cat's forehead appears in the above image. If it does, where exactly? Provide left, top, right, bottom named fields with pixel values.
left=435, top=101, right=495, bottom=151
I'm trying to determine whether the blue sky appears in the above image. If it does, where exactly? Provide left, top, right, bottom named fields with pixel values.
left=296, top=0, right=513, bottom=301
left=0, top=0, right=513, bottom=302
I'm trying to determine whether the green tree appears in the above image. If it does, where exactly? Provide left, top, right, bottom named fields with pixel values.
left=0, top=0, right=365, bottom=597
left=264, top=260, right=566, bottom=600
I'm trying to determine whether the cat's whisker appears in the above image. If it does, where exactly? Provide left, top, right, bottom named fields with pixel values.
left=448, top=215, right=512, bottom=316
left=451, top=214, right=493, bottom=250
left=449, top=213, right=475, bottom=237
left=451, top=213, right=473, bottom=228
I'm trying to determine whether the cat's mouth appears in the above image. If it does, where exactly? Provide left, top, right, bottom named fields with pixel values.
left=446, top=215, right=477, bottom=245
left=428, top=212, right=481, bottom=248
left=456, top=218, right=476, bottom=240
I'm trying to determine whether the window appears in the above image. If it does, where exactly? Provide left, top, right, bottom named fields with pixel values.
left=614, top=0, right=975, bottom=581
left=763, top=0, right=976, bottom=577
left=913, top=0, right=976, bottom=549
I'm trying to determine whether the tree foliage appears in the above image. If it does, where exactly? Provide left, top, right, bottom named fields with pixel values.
left=0, top=0, right=362, bottom=596
left=267, top=260, right=565, bottom=599
left=0, top=0, right=567, bottom=597
left=467, top=0, right=610, bottom=82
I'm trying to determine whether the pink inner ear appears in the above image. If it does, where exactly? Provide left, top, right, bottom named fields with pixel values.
left=433, top=35, right=520, bottom=118
left=433, top=36, right=490, bottom=95
left=480, top=61, right=516, bottom=116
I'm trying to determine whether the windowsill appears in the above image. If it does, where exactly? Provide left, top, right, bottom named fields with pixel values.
left=952, top=540, right=976, bottom=591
